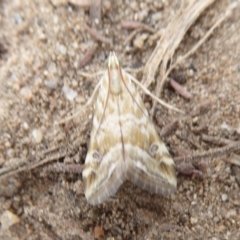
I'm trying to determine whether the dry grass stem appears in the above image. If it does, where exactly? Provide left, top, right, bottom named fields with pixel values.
left=159, top=1, right=238, bottom=96
left=142, top=0, right=215, bottom=88
left=141, top=0, right=237, bottom=112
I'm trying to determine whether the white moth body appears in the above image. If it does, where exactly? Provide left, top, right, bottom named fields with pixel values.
left=82, top=52, right=177, bottom=205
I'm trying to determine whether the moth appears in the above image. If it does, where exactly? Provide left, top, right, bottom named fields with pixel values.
left=82, top=52, right=177, bottom=205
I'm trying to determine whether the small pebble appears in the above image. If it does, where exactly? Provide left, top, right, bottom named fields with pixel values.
left=44, top=78, right=58, bottom=89
left=190, top=217, right=198, bottom=225
left=62, top=85, right=77, bottom=101
left=136, top=9, right=148, bottom=21
left=22, top=122, right=29, bottom=130
left=94, top=225, right=105, bottom=238
left=151, top=12, right=162, bottom=23
left=75, top=96, right=86, bottom=104
left=6, top=148, right=15, bottom=158
left=14, top=14, right=22, bottom=24
left=32, top=128, right=43, bottom=143
left=133, top=33, right=149, bottom=49
left=59, top=44, right=67, bottom=55
left=0, top=210, right=20, bottom=230
left=53, top=15, right=58, bottom=24
left=221, top=194, right=228, bottom=202
left=20, top=86, right=33, bottom=101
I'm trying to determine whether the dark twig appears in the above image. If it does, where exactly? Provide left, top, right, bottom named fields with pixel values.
left=190, top=100, right=212, bottom=117
left=201, top=134, right=235, bottom=146
left=169, top=78, right=192, bottom=99
left=176, top=163, right=203, bottom=177
left=160, top=120, right=178, bottom=137
left=121, top=20, right=155, bottom=33
left=85, top=24, right=112, bottom=45
left=174, top=141, right=240, bottom=164
left=0, top=149, right=67, bottom=181
left=42, top=163, right=84, bottom=174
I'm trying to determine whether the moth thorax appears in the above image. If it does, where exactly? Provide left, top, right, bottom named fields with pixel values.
left=109, top=69, right=122, bottom=95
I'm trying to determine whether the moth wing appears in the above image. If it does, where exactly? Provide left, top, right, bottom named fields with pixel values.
left=121, top=101, right=177, bottom=195
left=82, top=68, right=127, bottom=205
left=126, top=139, right=177, bottom=195
left=83, top=145, right=126, bottom=205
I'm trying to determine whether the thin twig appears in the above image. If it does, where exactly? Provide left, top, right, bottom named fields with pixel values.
left=85, top=24, right=112, bottom=45
left=0, top=150, right=67, bottom=181
left=169, top=78, right=192, bottom=99
left=121, top=20, right=155, bottom=33
left=128, top=73, right=185, bottom=114
left=201, top=134, right=235, bottom=146
left=42, top=163, right=84, bottom=174
left=160, top=120, right=178, bottom=137
left=174, top=141, right=240, bottom=164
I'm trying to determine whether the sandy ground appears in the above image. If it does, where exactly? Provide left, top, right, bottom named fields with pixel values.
left=0, top=0, right=240, bottom=239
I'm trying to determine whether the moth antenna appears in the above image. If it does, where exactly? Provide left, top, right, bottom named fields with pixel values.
left=127, top=73, right=185, bottom=114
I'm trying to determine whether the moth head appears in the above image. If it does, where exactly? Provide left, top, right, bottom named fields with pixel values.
left=107, top=52, right=123, bottom=95
left=108, top=52, right=119, bottom=68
